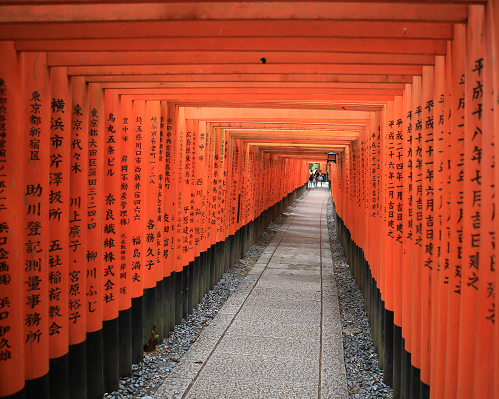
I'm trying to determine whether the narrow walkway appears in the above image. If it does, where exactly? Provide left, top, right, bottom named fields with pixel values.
left=154, top=189, right=347, bottom=399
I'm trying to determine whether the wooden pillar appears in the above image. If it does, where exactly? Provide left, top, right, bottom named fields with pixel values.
left=21, top=52, right=51, bottom=398
left=457, top=5, right=485, bottom=398
left=102, top=88, right=120, bottom=392
left=409, top=76, right=422, bottom=386
left=118, top=95, right=133, bottom=377
left=130, top=99, right=145, bottom=363
left=142, top=100, right=160, bottom=350
left=0, top=41, right=25, bottom=399
left=85, top=82, right=104, bottom=399
left=48, top=66, right=71, bottom=399
left=490, top=1, right=499, bottom=397
left=445, top=22, right=466, bottom=399
left=430, top=55, right=448, bottom=399
left=420, top=65, right=434, bottom=391
left=473, top=3, right=496, bottom=396
left=401, top=81, right=413, bottom=398
left=68, top=75, right=88, bottom=399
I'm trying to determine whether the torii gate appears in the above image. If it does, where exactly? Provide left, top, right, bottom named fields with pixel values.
left=0, top=1, right=498, bottom=399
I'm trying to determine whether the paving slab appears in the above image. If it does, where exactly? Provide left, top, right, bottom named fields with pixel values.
left=154, top=190, right=347, bottom=399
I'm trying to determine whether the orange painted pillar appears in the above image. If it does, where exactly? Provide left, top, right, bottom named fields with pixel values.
left=102, top=90, right=120, bottom=319
left=86, top=83, right=104, bottom=333
left=185, top=118, right=195, bottom=266
left=162, top=102, right=176, bottom=332
left=430, top=55, right=447, bottom=399
left=85, top=81, right=105, bottom=399
left=144, top=100, right=160, bottom=290
left=155, top=110, right=165, bottom=288
left=492, top=2, right=499, bottom=398
left=190, top=119, right=202, bottom=260
left=207, top=123, right=216, bottom=249
left=191, top=119, right=204, bottom=305
left=166, top=105, right=179, bottom=277
left=118, top=95, right=133, bottom=375
left=130, top=99, right=146, bottom=362
left=68, top=75, right=88, bottom=399
left=402, top=82, right=413, bottom=357
left=119, top=96, right=132, bottom=313
left=368, top=113, right=381, bottom=291
left=160, top=101, right=173, bottom=280
left=175, top=108, right=186, bottom=271
left=21, top=52, right=51, bottom=393
left=156, top=102, right=169, bottom=337
left=420, top=64, right=435, bottom=387
left=393, top=95, right=404, bottom=330
left=457, top=6, right=485, bottom=397
left=433, top=42, right=454, bottom=399
left=184, top=117, right=196, bottom=313
left=131, top=99, right=145, bottom=300
left=445, top=23, right=466, bottom=399
left=142, top=100, right=160, bottom=349
left=411, top=75, right=423, bottom=373
left=382, top=100, right=395, bottom=316
left=214, top=127, right=223, bottom=246
left=227, top=134, right=237, bottom=237
left=102, top=88, right=120, bottom=392
left=197, top=121, right=209, bottom=255
left=180, top=116, right=189, bottom=268
left=473, top=4, right=496, bottom=395
left=0, top=41, right=25, bottom=398
left=48, top=66, right=71, bottom=395
left=219, top=129, right=229, bottom=247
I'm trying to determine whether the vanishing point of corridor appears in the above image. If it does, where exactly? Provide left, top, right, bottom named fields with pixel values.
left=154, top=189, right=347, bottom=399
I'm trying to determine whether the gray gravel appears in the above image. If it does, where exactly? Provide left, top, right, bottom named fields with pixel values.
left=105, top=190, right=393, bottom=398
left=327, top=198, right=393, bottom=399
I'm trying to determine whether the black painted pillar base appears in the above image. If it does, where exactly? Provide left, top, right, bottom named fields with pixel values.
left=173, top=271, right=183, bottom=325
left=1, top=389, right=25, bottom=399
left=393, top=325, right=402, bottom=399
left=162, top=276, right=171, bottom=340
left=201, top=250, right=209, bottom=299
left=168, top=273, right=176, bottom=332
left=103, top=317, right=119, bottom=393
left=208, top=245, right=215, bottom=291
left=155, top=279, right=164, bottom=342
left=68, top=340, right=87, bottom=399
left=131, top=296, right=143, bottom=364
left=25, top=372, right=49, bottom=399
left=143, top=286, right=156, bottom=349
left=383, top=309, right=394, bottom=386
left=410, top=364, right=421, bottom=399
left=420, top=381, right=430, bottom=399
left=118, top=307, right=132, bottom=377
left=401, top=344, right=411, bottom=399
left=194, top=255, right=202, bottom=306
left=183, top=266, right=189, bottom=319
left=212, top=242, right=219, bottom=289
left=49, top=352, right=69, bottom=399
left=186, top=261, right=193, bottom=315
left=86, top=329, right=103, bottom=399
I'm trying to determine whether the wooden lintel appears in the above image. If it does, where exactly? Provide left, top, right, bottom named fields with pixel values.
left=46, top=51, right=436, bottom=67
left=0, top=3, right=469, bottom=23
left=0, top=20, right=453, bottom=40
left=15, top=37, right=448, bottom=54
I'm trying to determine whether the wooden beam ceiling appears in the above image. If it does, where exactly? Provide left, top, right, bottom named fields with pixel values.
left=0, top=0, right=470, bottom=160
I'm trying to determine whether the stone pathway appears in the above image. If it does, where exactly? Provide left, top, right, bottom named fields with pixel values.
left=154, top=189, right=347, bottom=399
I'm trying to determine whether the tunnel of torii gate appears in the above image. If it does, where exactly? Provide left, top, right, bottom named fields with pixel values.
left=0, top=1, right=499, bottom=398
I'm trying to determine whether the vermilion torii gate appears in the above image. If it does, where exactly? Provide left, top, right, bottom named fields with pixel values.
left=0, top=1, right=498, bottom=399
